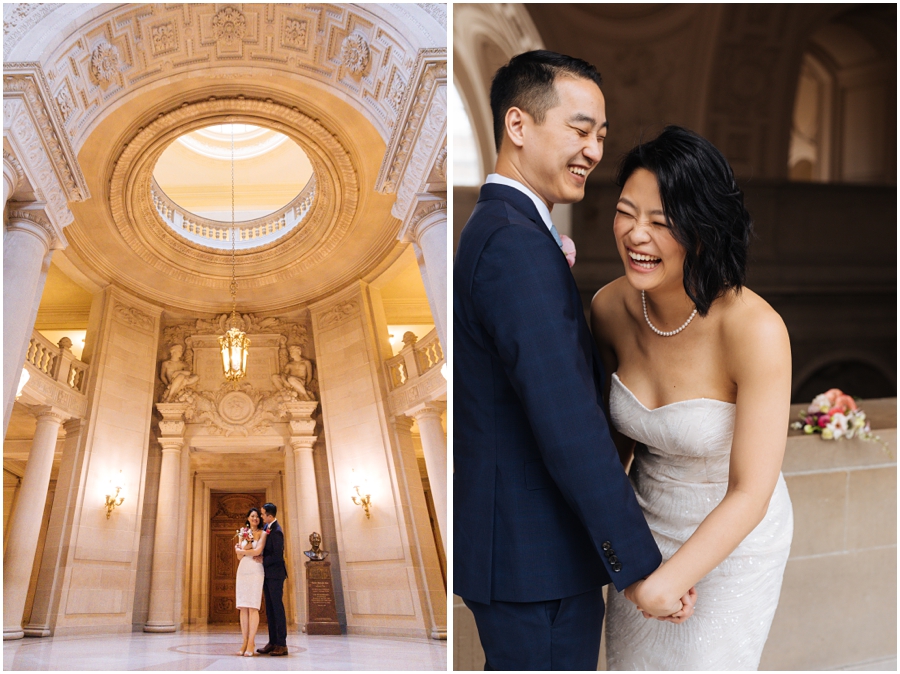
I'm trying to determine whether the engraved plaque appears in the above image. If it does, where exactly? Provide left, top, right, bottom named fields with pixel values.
left=305, top=561, right=341, bottom=635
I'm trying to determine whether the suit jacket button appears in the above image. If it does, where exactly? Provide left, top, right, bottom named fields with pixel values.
left=602, top=541, right=612, bottom=551
left=612, top=562, right=622, bottom=572
left=608, top=555, right=618, bottom=564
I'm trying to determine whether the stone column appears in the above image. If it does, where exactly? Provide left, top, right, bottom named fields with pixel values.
left=287, top=402, right=322, bottom=539
left=3, top=406, right=67, bottom=640
left=411, top=402, right=447, bottom=550
left=3, top=210, right=57, bottom=437
left=144, top=403, right=186, bottom=633
left=24, top=418, right=85, bottom=637
left=408, top=200, right=448, bottom=351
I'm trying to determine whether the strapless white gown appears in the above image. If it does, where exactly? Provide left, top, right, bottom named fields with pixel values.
left=235, top=537, right=264, bottom=610
left=605, top=373, right=793, bottom=671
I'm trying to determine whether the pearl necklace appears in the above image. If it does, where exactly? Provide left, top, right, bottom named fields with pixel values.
left=642, top=290, right=698, bottom=337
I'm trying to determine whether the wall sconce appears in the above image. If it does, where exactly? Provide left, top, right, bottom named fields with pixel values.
left=351, top=484, right=371, bottom=519
left=105, top=471, right=125, bottom=519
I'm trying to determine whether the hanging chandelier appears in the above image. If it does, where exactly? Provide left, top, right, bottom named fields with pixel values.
left=219, top=124, right=250, bottom=384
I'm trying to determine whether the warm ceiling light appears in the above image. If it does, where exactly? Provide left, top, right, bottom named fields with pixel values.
left=218, top=125, right=250, bottom=384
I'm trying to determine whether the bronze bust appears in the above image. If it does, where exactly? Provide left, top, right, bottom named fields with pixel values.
left=304, top=531, right=328, bottom=561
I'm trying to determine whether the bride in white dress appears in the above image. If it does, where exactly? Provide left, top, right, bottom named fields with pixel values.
left=591, top=126, right=793, bottom=670
left=233, top=507, right=267, bottom=656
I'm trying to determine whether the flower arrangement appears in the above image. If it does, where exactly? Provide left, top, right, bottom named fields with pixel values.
left=791, top=388, right=888, bottom=452
left=235, top=526, right=253, bottom=545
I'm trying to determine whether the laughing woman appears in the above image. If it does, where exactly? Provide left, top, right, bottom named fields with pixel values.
left=591, top=126, right=794, bottom=670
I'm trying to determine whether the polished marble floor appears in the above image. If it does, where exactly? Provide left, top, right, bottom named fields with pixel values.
left=3, top=626, right=447, bottom=671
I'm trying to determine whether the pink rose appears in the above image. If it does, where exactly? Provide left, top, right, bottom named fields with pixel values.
left=560, top=234, right=576, bottom=268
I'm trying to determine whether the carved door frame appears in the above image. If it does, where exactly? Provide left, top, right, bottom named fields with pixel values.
left=184, top=469, right=295, bottom=626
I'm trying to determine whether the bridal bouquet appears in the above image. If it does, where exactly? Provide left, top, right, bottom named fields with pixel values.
left=236, top=526, right=253, bottom=544
left=791, top=388, right=888, bottom=451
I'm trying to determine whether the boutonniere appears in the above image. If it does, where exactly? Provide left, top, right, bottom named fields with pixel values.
left=560, top=234, right=576, bottom=268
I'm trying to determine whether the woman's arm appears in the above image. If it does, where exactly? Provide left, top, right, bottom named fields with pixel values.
left=627, top=305, right=792, bottom=616
left=235, top=531, right=268, bottom=557
left=250, top=530, right=268, bottom=557
left=590, top=283, right=636, bottom=469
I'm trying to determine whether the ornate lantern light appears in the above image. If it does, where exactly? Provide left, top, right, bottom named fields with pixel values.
left=218, top=125, right=250, bottom=384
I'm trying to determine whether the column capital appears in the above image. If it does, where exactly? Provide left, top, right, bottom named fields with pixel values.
left=399, top=194, right=447, bottom=245
left=290, top=436, right=317, bottom=452
left=159, top=438, right=184, bottom=453
left=155, top=402, right=188, bottom=438
left=31, top=405, right=70, bottom=425
left=5, top=206, right=63, bottom=251
left=411, top=401, right=446, bottom=422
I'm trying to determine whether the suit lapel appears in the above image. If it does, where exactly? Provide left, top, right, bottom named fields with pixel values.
left=478, top=183, right=559, bottom=248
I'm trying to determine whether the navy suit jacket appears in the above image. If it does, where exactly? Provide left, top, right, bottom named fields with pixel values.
left=453, top=183, right=662, bottom=605
left=262, top=520, right=287, bottom=580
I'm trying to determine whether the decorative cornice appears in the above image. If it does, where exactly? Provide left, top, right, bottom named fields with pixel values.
left=10, top=4, right=430, bottom=146
left=2, top=63, right=90, bottom=203
left=416, top=3, right=447, bottom=29
left=376, top=48, right=447, bottom=195
left=3, top=4, right=63, bottom=60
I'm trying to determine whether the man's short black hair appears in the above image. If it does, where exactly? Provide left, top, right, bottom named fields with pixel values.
left=262, top=502, right=277, bottom=517
left=617, top=126, right=752, bottom=316
left=490, top=50, right=603, bottom=152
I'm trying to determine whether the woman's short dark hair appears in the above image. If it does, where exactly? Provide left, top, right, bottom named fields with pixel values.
left=490, top=50, right=603, bottom=152
left=245, top=507, right=263, bottom=529
left=617, top=125, right=752, bottom=316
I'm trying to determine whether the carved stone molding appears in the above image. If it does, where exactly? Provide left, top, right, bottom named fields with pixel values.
left=3, top=64, right=89, bottom=203
left=211, top=7, right=246, bottom=44
left=315, top=300, right=360, bottom=330
left=178, top=382, right=292, bottom=437
left=20, top=362, right=88, bottom=420
left=2, top=149, right=25, bottom=192
left=402, top=197, right=447, bottom=245
left=6, top=207, right=63, bottom=250
left=112, top=301, right=155, bottom=334
left=416, top=4, right=447, bottom=29
left=341, top=32, right=371, bottom=76
left=387, top=360, right=446, bottom=417
left=93, top=97, right=361, bottom=310
left=89, top=42, right=120, bottom=86
left=10, top=4, right=430, bottom=144
left=375, top=48, right=447, bottom=223
left=2, top=4, right=63, bottom=60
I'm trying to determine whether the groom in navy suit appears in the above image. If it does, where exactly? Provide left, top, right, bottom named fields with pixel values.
left=454, top=51, right=670, bottom=670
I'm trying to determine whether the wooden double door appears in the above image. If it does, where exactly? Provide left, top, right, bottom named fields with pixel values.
left=208, top=491, right=268, bottom=624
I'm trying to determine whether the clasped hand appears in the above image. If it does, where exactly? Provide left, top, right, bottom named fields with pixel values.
left=624, top=578, right=697, bottom=624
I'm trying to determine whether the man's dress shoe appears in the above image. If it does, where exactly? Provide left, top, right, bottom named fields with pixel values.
left=270, top=646, right=289, bottom=656
left=257, top=644, right=275, bottom=654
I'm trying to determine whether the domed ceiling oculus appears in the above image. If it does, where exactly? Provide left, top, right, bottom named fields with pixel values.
left=152, top=123, right=315, bottom=249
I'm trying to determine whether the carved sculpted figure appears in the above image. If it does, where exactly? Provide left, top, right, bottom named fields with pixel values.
left=159, top=344, right=200, bottom=402
left=271, top=345, right=315, bottom=400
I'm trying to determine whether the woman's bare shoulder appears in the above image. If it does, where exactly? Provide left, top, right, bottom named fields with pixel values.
left=721, top=288, right=790, bottom=370
left=591, top=276, right=631, bottom=317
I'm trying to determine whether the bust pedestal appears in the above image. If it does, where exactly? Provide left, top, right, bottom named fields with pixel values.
left=304, top=561, right=341, bottom=635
